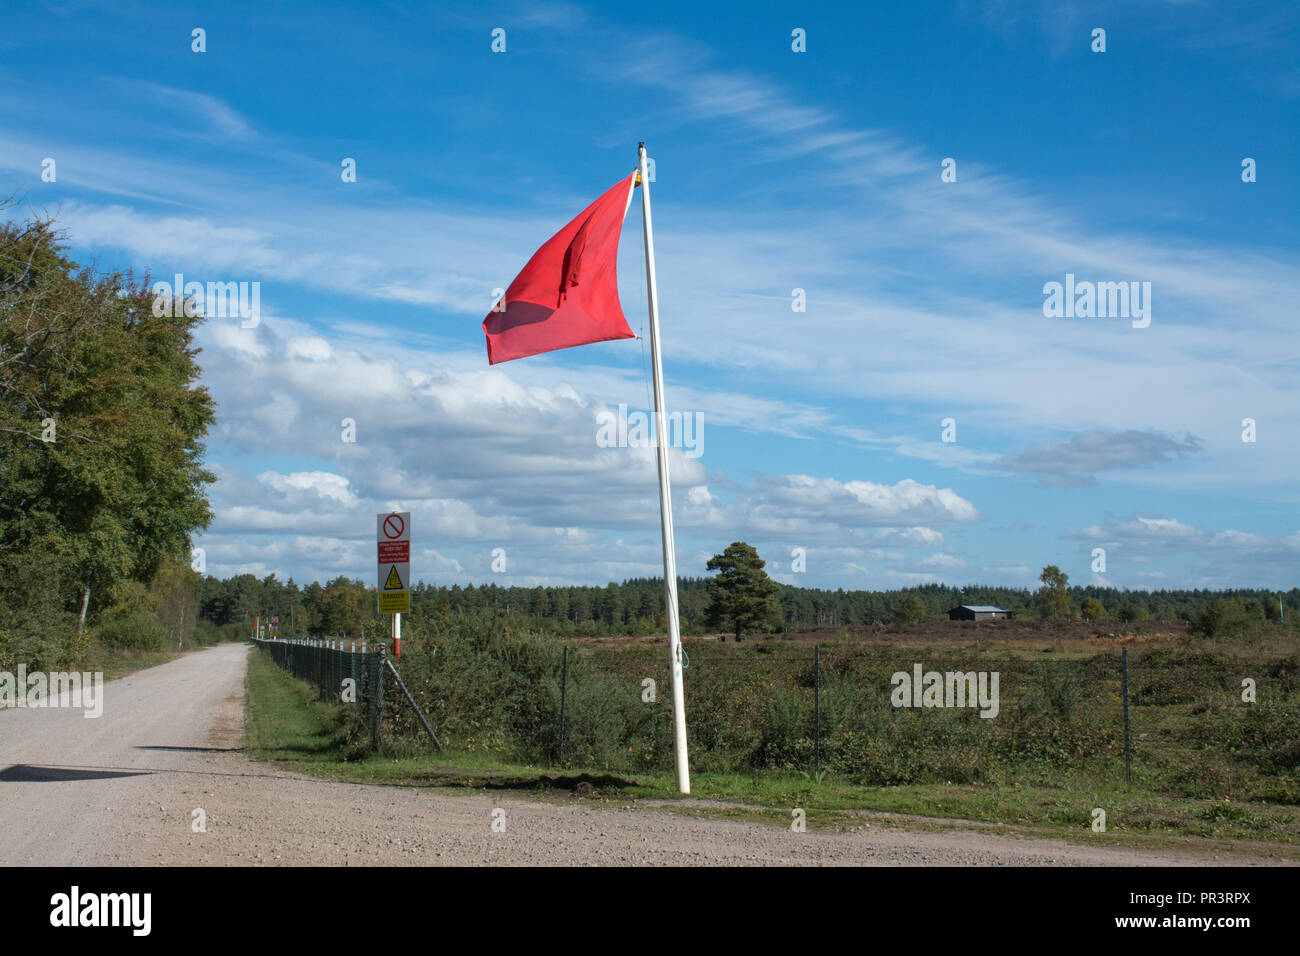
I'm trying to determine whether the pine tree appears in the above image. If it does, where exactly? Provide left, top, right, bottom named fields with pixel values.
left=704, top=542, right=779, bottom=641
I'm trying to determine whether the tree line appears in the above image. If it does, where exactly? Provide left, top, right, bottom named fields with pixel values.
left=196, top=555, right=1299, bottom=642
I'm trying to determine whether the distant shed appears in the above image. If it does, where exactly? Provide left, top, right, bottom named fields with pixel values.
left=948, top=605, right=1011, bottom=621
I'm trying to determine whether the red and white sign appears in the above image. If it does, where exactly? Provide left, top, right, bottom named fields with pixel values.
left=376, top=512, right=411, bottom=613
left=378, top=540, right=409, bottom=563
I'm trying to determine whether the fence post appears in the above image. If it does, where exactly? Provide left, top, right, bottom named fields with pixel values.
left=814, top=644, right=821, bottom=773
left=1122, top=646, right=1132, bottom=785
left=558, top=645, right=569, bottom=765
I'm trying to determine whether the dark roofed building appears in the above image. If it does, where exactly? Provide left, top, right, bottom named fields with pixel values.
left=948, top=605, right=1011, bottom=621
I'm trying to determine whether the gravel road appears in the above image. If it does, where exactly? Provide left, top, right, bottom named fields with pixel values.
left=0, top=643, right=1288, bottom=866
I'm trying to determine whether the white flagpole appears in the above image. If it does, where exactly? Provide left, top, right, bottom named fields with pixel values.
left=637, top=142, right=690, bottom=795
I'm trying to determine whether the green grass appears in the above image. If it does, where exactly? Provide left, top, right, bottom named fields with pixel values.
left=242, top=648, right=1300, bottom=859
left=243, top=642, right=347, bottom=761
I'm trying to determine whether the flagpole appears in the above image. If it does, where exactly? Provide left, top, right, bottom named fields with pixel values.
left=637, top=142, right=690, bottom=795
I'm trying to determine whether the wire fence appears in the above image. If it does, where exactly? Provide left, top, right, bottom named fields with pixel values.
left=254, top=637, right=385, bottom=748
left=253, top=634, right=1300, bottom=800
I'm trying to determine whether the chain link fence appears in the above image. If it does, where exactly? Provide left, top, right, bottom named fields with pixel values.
left=254, top=637, right=384, bottom=748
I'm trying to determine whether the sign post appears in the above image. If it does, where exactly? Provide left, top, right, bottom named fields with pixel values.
left=377, top=512, right=411, bottom=658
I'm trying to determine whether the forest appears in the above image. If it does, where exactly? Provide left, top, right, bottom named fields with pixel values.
left=196, top=570, right=1298, bottom=641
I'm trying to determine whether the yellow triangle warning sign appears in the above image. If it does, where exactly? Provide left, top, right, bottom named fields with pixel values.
left=383, top=565, right=403, bottom=590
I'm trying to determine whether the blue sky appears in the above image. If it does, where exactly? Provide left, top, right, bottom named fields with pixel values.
left=3, top=0, right=1297, bottom=591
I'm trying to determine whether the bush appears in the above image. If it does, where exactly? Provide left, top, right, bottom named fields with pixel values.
left=94, top=605, right=167, bottom=651
left=93, top=581, right=166, bottom=651
left=0, top=545, right=81, bottom=671
left=1027, top=662, right=1084, bottom=719
left=188, top=620, right=247, bottom=646
left=1193, top=599, right=1257, bottom=639
left=752, top=687, right=812, bottom=769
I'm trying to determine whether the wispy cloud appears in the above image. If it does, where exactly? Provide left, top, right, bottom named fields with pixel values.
left=996, top=430, right=1203, bottom=486
left=111, top=80, right=255, bottom=139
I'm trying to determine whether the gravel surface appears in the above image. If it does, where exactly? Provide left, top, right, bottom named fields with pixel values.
left=0, top=643, right=1287, bottom=866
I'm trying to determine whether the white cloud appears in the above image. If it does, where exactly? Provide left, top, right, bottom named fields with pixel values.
left=190, top=317, right=981, bottom=584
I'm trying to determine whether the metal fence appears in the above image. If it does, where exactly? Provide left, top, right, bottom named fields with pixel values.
left=252, top=634, right=1297, bottom=798
left=542, top=642, right=1299, bottom=793
left=254, top=637, right=385, bottom=748
left=254, top=636, right=442, bottom=751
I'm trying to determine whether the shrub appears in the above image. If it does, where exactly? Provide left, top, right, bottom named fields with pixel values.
left=1027, top=662, right=1084, bottom=719
left=1193, top=599, right=1257, bottom=639
left=95, top=604, right=167, bottom=651
left=0, top=544, right=80, bottom=671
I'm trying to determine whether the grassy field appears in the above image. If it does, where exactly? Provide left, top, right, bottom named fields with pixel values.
left=243, top=626, right=1300, bottom=858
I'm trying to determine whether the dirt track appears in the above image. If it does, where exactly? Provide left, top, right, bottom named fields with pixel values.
left=0, top=643, right=1288, bottom=866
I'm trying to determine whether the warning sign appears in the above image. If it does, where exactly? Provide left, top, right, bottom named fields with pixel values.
left=376, top=511, right=410, bottom=614
left=378, top=541, right=409, bottom=564
left=378, top=591, right=409, bottom=614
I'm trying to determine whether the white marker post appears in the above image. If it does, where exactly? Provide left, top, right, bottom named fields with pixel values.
left=638, top=142, right=690, bottom=795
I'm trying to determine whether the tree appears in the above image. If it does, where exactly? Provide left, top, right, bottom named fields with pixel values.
left=1116, top=602, right=1147, bottom=623
left=319, top=577, right=366, bottom=639
left=1037, top=565, right=1071, bottom=620
left=1264, top=595, right=1283, bottom=623
left=898, top=595, right=927, bottom=625
left=1, top=204, right=215, bottom=664
left=1080, top=597, right=1105, bottom=622
left=154, top=555, right=200, bottom=647
left=704, top=542, right=779, bottom=641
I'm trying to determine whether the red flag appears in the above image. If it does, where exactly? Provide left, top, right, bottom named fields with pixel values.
left=483, top=172, right=637, bottom=364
